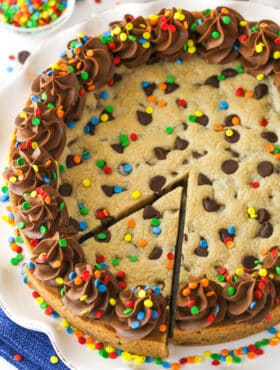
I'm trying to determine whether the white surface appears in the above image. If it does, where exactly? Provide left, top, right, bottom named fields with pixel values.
left=0, top=358, right=16, bottom=370
left=1, top=1, right=280, bottom=369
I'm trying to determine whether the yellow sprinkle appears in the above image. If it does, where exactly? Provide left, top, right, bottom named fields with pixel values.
left=225, top=129, right=233, bottom=137
left=30, top=190, right=37, bottom=197
left=256, top=73, right=265, bottom=80
left=100, top=113, right=109, bottom=122
left=142, top=41, right=150, bottom=49
left=235, top=268, right=244, bottom=276
left=80, top=309, right=89, bottom=315
left=121, top=351, right=133, bottom=361
left=255, top=44, right=264, bottom=53
left=239, top=20, right=247, bottom=27
left=50, top=355, right=59, bottom=364
left=55, top=277, right=64, bottom=285
left=9, top=176, right=16, bottom=183
left=82, top=178, right=91, bottom=187
left=125, top=22, right=133, bottom=31
left=134, top=355, right=146, bottom=364
left=124, top=233, right=132, bottom=242
left=51, top=63, right=59, bottom=70
left=36, top=297, right=44, bottom=305
left=19, top=112, right=27, bottom=119
left=32, top=164, right=39, bottom=173
left=113, top=26, right=121, bottom=35
left=80, top=294, right=88, bottom=301
left=132, top=190, right=141, bottom=199
left=144, top=299, right=153, bottom=308
left=145, top=106, right=153, bottom=114
left=61, top=319, right=69, bottom=328
left=138, top=289, right=146, bottom=298
left=31, top=142, right=38, bottom=150
left=259, top=268, right=268, bottom=277
left=120, top=32, right=127, bottom=42
left=187, top=39, right=194, bottom=47
left=195, top=110, right=203, bottom=117
left=143, top=31, right=151, bottom=39
left=226, top=355, right=233, bottom=363
left=109, top=298, right=117, bottom=306
left=273, top=51, right=280, bottom=60
left=194, top=355, right=202, bottom=363
left=204, top=350, right=211, bottom=358
left=105, top=346, right=114, bottom=353
left=87, top=343, right=96, bottom=350
left=188, top=46, right=197, bottom=54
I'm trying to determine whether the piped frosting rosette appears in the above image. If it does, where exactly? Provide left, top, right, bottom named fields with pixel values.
left=175, top=277, right=227, bottom=330
left=62, top=263, right=121, bottom=319
left=109, top=285, right=167, bottom=340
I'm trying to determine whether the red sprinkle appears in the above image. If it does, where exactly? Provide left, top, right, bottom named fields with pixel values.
left=78, top=336, right=86, bottom=344
left=130, top=132, right=138, bottom=141
left=45, top=306, right=54, bottom=315
left=274, top=37, right=280, bottom=45
left=212, top=360, right=220, bottom=366
left=8, top=55, right=16, bottom=60
left=177, top=98, right=187, bottom=108
left=251, top=182, right=260, bottom=188
left=96, top=255, right=105, bottom=263
left=235, top=87, right=245, bottom=96
left=13, top=353, right=23, bottom=362
left=113, top=57, right=121, bottom=65
left=32, top=291, right=40, bottom=299
left=103, top=166, right=112, bottom=174
left=259, top=117, right=268, bottom=126
left=95, top=342, right=104, bottom=350
left=179, top=357, right=188, bottom=365
left=239, top=34, right=248, bottom=42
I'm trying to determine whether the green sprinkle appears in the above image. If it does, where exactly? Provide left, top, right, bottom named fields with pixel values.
left=51, top=172, right=57, bottom=180
left=119, top=134, right=129, bottom=147
left=15, top=235, right=23, bottom=244
left=70, top=40, right=78, bottom=48
left=123, top=308, right=133, bottom=315
left=165, top=126, right=174, bottom=134
left=1, top=185, right=8, bottom=193
left=16, top=253, right=23, bottom=262
left=216, top=275, right=225, bottom=282
left=68, top=66, right=76, bottom=73
left=60, top=288, right=65, bottom=296
left=41, top=92, right=47, bottom=101
left=190, top=305, right=199, bottom=315
left=105, top=105, right=114, bottom=113
left=129, top=256, right=138, bottom=262
left=275, top=266, right=280, bottom=275
left=112, top=257, right=120, bottom=266
left=16, top=157, right=25, bottom=166
left=211, top=353, right=220, bottom=360
left=99, top=35, right=107, bottom=44
left=96, top=159, right=105, bottom=168
left=190, top=23, right=198, bottom=31
left=222, top=15, right=231, bottom=24
left=167, top=75, right=175, bottom=84
left=59, top=202, right=65, bottom=211
left=40, top=225, right=48, bottom=234
left=97, top=233, right=106, bottom=240
left=261, top=338, right=269, bottom=346
left=17, top=221, right=25, bottom=229
left=10, top=257, right=19, bottom=266
left=255, top=341, right=263, bottom=349
left=58, top=239, right=67, bottom=247
left=98, top=349, right=109, bottom=359
left=128, top=35, right=137, bottom=41
left=251, top=25, right=259, bottom=32
left=40, top=302, right=48, bottom=309
left=273, top=146, right=280, bottom=154
left=47, top=103, right=55, bottom=109
left=235, top=66, right=244, bottom=73
left=227, top=286, right=236, bottom=296
left=203, top=8, right=211, bottom=15
left=32, top=117, right=41, bottom=126
left=217, top=74, right=225, bottom=81
left=183, top=43, right=188, bottom=51
left=212, top=31, right=220, bottom=39
left=80, top=207, right=88, bottom=215
left=59, top=164, right=66, bottom=173
left=81, top=71, right=89, bottom=81
left=233, top=356, right=242, bottom=363
left=151, top=218, right=160, bottom=227
left=21, top=201, right=30, bottom=211
left=188, top=114, right=197, bottom=122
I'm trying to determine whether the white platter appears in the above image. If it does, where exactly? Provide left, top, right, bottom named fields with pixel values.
left=0, top=1, right=280, bottom=369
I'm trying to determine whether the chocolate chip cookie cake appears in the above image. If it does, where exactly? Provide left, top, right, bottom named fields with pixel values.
left=4, top=5, right=280, bottom=359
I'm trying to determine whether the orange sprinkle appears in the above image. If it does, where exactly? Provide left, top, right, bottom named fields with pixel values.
left=270, top=338, right=279, bottom=346
left=182, top=288, right=190, bottom=296
left=221, top=7, right=229, bottom=14
left=76, top=61, right=82, bottom=70
left=94, top=270, right=101, bottom=279
left=232, top=116, right=240, bottom=125
left=87, top=85, right=95, bottom=91
left=75, top=330, right=84, bottom=338
left=245, top=90, right=254, bottom=98
left=189, top=282, right=198, bottom=290
left=166, top=261, right=173, bottom=270
left=265, top=144, right=275, bottom=153
left=187, top=356, right=195, bottom=364
left=274, top=153, right=280, bottom=160
left=86, top=336, right=94, bottom=344
left=206, top=291, right=215, bottom=297
left=214, top=124, right=223, bottom=131
left=74, top=48, right=81, bottom=55
left=103, top=208, right=109, bottom=217
left=73, top=155, right=81, bottom=164
left=137, top=239, right=147, bottom=248
left=220, top=349, right=229, bottom=356
left=69, top=57, right=76, bottom=64
left=260, top=248, right=269, bottom=256
left=157, top=100, right=167, bottom=107
left=183, top=20, right=188, bottom=29
left=127, top=219, right=136, bottom=228
left=45, top=196, right=51, bottom=205
left=86, top=50, right=94, bottom=57
left=58, top=63, right=67, bottom=72
left=146, top=25, right=152, bottom=32
left=200, top=278, right=209, bottom=287
left=159, top=83, right=167, bottom=91
left=171, top=364, right=180, bottom=370
left=210, top=9, right=215, bottom=18
left=56, top=109, right=64, bottom=118
left=45, top=159, right=52, bottom=167
left=247, top=351, right=256, bottom=359
left=226, top=240, right=235, bottom=248
left=147, top=95, right=156, bottom=102
left=74, top=276, right=83, bottom=285
left=159, top=324, right=166, bottom=332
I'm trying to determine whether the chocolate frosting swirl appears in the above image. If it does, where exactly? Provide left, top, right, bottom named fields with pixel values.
left=15, top=185, right=77, bottom=239
left=222, top=273, right=276, bottom=324
left=197, top=7, right=244, bottom=64
left=31, top=70, right=85, bottom=123
left=110, top=14, right=153, bottom=68
left=32, top=232, right=85, bottom=287
left=109, top=286, right=167, bottom=340
left=5, top=147, right=57, bottom=196
left=176, top=277, right=227, bottom=330
left=239, top=20, right=280, bottom=83
left=62, top=263, right=121, bottom=319
left=150, top=8, right=196, bottom=61
left=14, top=103, right=66, bottom=159
left=263, top=247, right=280, bottom=284
left=61, top=36, right=115, bottom=89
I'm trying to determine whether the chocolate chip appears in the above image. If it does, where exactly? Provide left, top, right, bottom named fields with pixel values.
left=257, top=161, right=273, bottom=177
left=66, top=155, right=82, bottom=168
left=254, top=83, right=268, bottom=100
left=221, top=159, right=238, bottom=174
left=203, top=196, right=220, bottom=212
left=196, top=115, right=209, bottom=126
left=224, top=114, right=240, bottom=127
left=148, top=246, right=163, bottom=260
left=242, top=255, right=258, bottom=269
left=111, top=143, right=124, bottom=153
left=259, top=221, right=273, bottom=238
left=136, top=110, right=152, bottom=125
left=165, top=82, right=179, bottom=94
left=146, top=53, right=161, bottom=65
left=224, top=129, right=240, bottom=143
left=225, top=147, right=240, bottom=158
left=85, top=122, right=96, bottom=135
left=112, top=73, right=122, bottom=83
left=101, top=185, right=115, bottom=197
left=192, top=150, right=208, bottom=158
left=143, top=205, right=161, bottom=219
left=174, top=137, right=188, bottom=150
left=257, top=208, right=271, bottom=223
left=219, top=228, right=229, bottom=242
left=94, top=230, right=111, bottom=242
left=221, top=68, right=237, bottom=78
left=194, top=247, right=209, bottom=257
left=69, top=217, right=80, bottom=232
left=204, top=75, right=219, bottom=88
left=143, top=82, right=156, bottom=96
left=198, top=173, right=212, bottom=185
left=100, top=215, right=115, bottom=226
left=58, top=183, right=72, bottom=196
left=261, top=131, right=278, bottom=143
left=18, top=50, right=31, bottom=64
left=182, top=122, right=188, bottom=130
left=149, top=175, right=166, bottom=192
left=154, top=147, right=170, bottom=160
left=184, top=233, right=188, bottom=241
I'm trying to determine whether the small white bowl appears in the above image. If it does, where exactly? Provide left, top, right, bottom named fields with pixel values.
left=0, top=0, right=75, bottom=35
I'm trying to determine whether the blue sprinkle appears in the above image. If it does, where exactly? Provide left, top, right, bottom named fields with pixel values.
left=90, top=116, right=99, bottom=125
left=6, top=66, right=14, bottom=73
left=79, top=221, right=88, bottom=231
left=216, top=304, right=220, bottom=313
left=75, top=42, right=83, bottom=48
left=0, top=193, right=9, bottom=202
left=116, top=349, right=122, bottom=356
left=220, top=355, right=226, bottom=362
left=8, top=236, right=15, bottom=243
left=102, top=31, right=111, bottom=38
left=130, top=321, right=140, bottom=329
left=83, top=36, right=89, bottom=42
left=138, top=38, right=146, bottom=44
left=43, top=176, right=50, bottom=184
left=242, top=347, right=249, bottom=354
left=66, top=327, right=73, bottom=334
left=100, top=262, right=108, bottom=269
left=113, top=185, right=123, bottom=193
left=250, top=301, right=257, bottom=310
left=227, top=225, right=235, bottom=235
left=52, top=311, right=59, bottom=318
left=162, top=362, right=171, bottom=369
left=46, top=69, right=53, bottom=76
left=23, top=277, right=28, bottom=285
left=123, top=163, right=132, bottom=174
left=8, top=212, right=14, bottom=219
left=98, top=284, right=107, bottom=293
left=153, top=287, right=161, bottom=295
left=141, top=81, right=150, bottom=88
left=68, top=121, right=76, bottom=129
left=200, top=239, right=208, bottom=248
left=152, top=310, right=158, bottom=319
left=176, top=58, right=183, bottom=64
left=101, top=91, right=109, bottom=99
left=69, top=271, right=76, bottom=280
left=152, top=226, right=161, bottom=235
left=70, top=49, right=75, bottom=57
left=137, top=311, right=145, bottom=321
left=145, top=356, right=152, bottom=363
left=229, top=350, right=235, bottom=357
left=94, top=278, right=100, bottom=287
left=197, top=18, right=203, bottom=25
left=78, top=202, right=84, bottom=209
left=219, top=101, right=229, bottom=110
left=233, top=43, right=239, bottom=51
left=28, top=261, right=35, bottom=270
left=268, top=327, right=277, bottom=334
left=84, top=125, right=90, bottom=134
left=60, top=51, right=67, bottom=57
left=82, top=151, right=91, bottom=160
left=31, top=95, right=40, bottom=102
